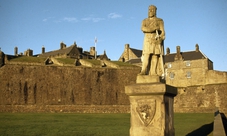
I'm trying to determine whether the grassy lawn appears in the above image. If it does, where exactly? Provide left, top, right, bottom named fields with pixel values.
left=56, top=58, right=75, bottom=64
left=111, top=61, right=138, bottom=67
left=84, top=59, right=102, bottom=66
left=0, top=113, right=213, bottom=136
left=9, top=56, right=46, bottom=63
left=174, top=113, right=213, bottom=136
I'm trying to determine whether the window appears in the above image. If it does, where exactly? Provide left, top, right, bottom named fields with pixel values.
left=167, top=63, right=172, bottom=68
left=186, top=71, right=191, bottom=78
left=186, top=61, right=191, bottom=66
left=169, top=72, right=174, bottom=79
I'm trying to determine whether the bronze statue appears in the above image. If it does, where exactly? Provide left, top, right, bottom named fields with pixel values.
left=140, top=5, right=165, bottom=76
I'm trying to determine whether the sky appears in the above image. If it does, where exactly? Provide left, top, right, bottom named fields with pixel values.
left=0, top=0, right=227, bottom=71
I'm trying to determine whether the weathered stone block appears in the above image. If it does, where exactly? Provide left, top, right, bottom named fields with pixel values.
left=125, top=83, right=177, bottom=136
left=136, top=75, right=160, bottom=83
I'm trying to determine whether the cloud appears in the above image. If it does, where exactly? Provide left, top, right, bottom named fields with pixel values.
left=43, top=15, right=105, bottom=23
left=42, top=17, right=55, bottom=22
left=81, top=16, right=105, bottom=22
left=108, top=13, right=122, bottom=19
left=42, top=18, right=48, bottom=22
left=92, top=18, right=105, bottom=22
left=63, top=17, right=78, bottom=23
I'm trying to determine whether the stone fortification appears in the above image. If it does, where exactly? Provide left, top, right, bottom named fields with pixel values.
left=0, top=64, right=227, bottom=114
left=206, top=70, right=227, bottom=84
left=174, top=84, right=227, bottom=115
left=0, top=64, right=140, bottom=112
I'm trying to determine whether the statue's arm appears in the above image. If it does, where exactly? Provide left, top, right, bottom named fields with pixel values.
left=141, top=20, right=152, bottom=33
left=159, top=20, right=165, bottom=40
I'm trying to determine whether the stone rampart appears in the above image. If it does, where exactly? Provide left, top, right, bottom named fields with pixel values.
left=174, top=84, right=227, bottom=115
left=1, top=64, right=227, bottom=114
left=206, top=70, right=227, bottom=84
left=0, top=105, right=130, bottom=113
left=0, top=64, right=140, bottom=113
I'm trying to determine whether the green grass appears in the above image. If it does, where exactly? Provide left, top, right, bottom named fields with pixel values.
left=174, top=113, right=213, bottom=136
left=111, top=61, right=138, bottom=67
left=56, top=58, right=75, bottom=64
left=84, top=59, right=102, bottom=65
left=0, top=113, right=214, bottom=136
left=9, top=56, right=46, bottom=63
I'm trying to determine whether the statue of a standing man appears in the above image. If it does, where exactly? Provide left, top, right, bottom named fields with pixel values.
left=140, top=5, right=165, bottom=76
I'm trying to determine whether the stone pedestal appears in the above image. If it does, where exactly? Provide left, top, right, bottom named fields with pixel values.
left=125, top=75, right=177, bottom=136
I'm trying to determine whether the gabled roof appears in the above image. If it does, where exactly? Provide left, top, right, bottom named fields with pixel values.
left=97, top=50, right=109, bottom=60
left=130, top=48, right=142, bottom=58
left=165, top=50, right=210, bottom=63
left=122, top=49, right=211, bottom=64
left=39, top=44, right=77, bottom=57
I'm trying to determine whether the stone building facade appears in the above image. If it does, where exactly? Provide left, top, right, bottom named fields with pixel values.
left=163, top=44, right=227, bottom=87
left=118, top=44, right=142, bottom=62
left=119, top=43, right=227, bottom=87
left=165, top=44, right=214, bottom=87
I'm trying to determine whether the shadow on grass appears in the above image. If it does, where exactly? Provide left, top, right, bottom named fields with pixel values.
left=220, top=113, right=227, bottom=135
left=186, top=122, right=213, bottom=136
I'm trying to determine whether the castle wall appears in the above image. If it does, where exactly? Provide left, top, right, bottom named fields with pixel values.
left=206, top=70, right=227, bottom=84
left=174, top=84, right=227, bottom=115
left=0, top=65, right=140, bottom=112
left=0, top=64, right=227, bottom=114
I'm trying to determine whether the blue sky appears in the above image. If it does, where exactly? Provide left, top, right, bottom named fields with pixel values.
left=0, top=0, right=227, bottom=71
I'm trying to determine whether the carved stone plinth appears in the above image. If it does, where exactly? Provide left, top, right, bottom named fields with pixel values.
left=125, top=76, right=177, bottom=136
left=136, top=75, right=160, bottom=83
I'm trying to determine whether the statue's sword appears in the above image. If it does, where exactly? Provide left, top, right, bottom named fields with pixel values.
left=155, top=30, right=164, bottom=77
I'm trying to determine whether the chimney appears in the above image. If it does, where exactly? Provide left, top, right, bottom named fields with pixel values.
left=24, top=49, right=33, bottom=56
left=176, top=46, right=180, bottom=54
left=60, top=42, right=63, bottom=49
left=195, top=44, right=199, bottom=52
left=166, top=47, right=170, bottom=55
left=90, top=47, right=95, bottom=56
left=60, top=41, right=66, bottom=49
left=125, top=44, right=130, bottom=61
left=14, top=46, right=18, bottom=56
left=28, top=49, right=33, bottom=56
left=174, top=45, right=183, bottom=61
left=74, top=41, right=77, bottom=47
left=125, top=44, right=129, bottom=49
left=42, top=46, right=45, bottom=54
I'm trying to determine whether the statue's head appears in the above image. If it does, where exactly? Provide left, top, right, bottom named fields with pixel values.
left=148, top=5, right=157, bottom=18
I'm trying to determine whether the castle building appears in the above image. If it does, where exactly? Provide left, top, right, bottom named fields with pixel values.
left=165, top=44, right=213, bottom=87
left=38, top=42, right=85, bottom=59
left=119, top=44, right=227, bottom=87
left=118, top=44, right=142, bottom=66
left=24, top=49, right=33, bottom=56
left=38, top=41, right=109, bottom=60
